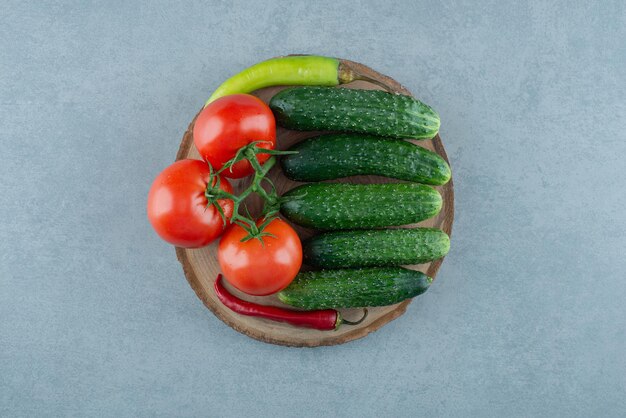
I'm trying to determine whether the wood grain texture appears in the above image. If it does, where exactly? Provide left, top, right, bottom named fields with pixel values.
left=175, top=59, right=454, bottom=347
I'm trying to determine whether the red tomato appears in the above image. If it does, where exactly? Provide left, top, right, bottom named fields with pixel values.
left=218, top=219, right=302, bottom=296
left=147, top=159, right=234, bottom=248
left=193, top=94, right=276, bottom=179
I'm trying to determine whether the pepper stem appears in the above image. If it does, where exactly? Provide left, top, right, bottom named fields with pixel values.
left=337, top=309, right=369, bottom=329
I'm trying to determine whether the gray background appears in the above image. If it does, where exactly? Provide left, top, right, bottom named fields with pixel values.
left=1, top=1, right=625, bottom=417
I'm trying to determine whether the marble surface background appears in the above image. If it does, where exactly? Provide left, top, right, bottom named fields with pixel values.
left=1, top=1, right=625, bottom=416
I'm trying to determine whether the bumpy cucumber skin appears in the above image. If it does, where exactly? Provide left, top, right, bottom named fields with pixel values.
left=278, top=267, right=432, bottom=309
left=269, top=86, right=440, bottom=139
left=281, top=134, right=451, bottom=185
left=279, top=183, right=442, bottom=230
left=303, top=228, right=450, bottom=268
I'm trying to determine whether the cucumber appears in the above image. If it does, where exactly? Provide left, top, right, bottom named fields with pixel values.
left=281, top=134, right=451, bottom=185
left=278, top=267, right=432, bottom=309
left=303, top=228, right=450, bottom=268
left=269, top=86, right=440, bottom=139
left=279, top=183, right=442, bottom=229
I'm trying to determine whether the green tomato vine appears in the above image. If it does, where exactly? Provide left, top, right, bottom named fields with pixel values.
left=203, top=142, right=296, bottom=242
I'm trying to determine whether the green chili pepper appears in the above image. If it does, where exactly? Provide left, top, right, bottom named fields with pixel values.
left=205, top=55, right=357, bottom=106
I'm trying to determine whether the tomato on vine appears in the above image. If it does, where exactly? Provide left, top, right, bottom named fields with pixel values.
left=218, top=218, right=302, bottom=296
left=150, top=94, right=297, bottom=254
left=193, top=94, right=276, bottom=179
left=147, top=159, right=234, bottom=248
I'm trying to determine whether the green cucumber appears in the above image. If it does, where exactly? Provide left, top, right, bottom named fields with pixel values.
left=303, top=228, right=450, bottom=268
left=278, top=267, right=432, bottom=309
left=269, top=86, right=440, bottom=139
left=279, top=183, right=442, bottom=229
left=281, top=134, right=451, bottom=185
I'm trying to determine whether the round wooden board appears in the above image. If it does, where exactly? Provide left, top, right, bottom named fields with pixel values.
left=175, top=59, right=454, bottom=347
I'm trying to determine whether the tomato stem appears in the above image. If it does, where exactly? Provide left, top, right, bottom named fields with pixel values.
left=204, top=143, right=292, bottom=239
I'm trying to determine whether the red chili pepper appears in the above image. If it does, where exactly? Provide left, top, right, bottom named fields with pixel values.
left=214, top=274, right=367, bottom=331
